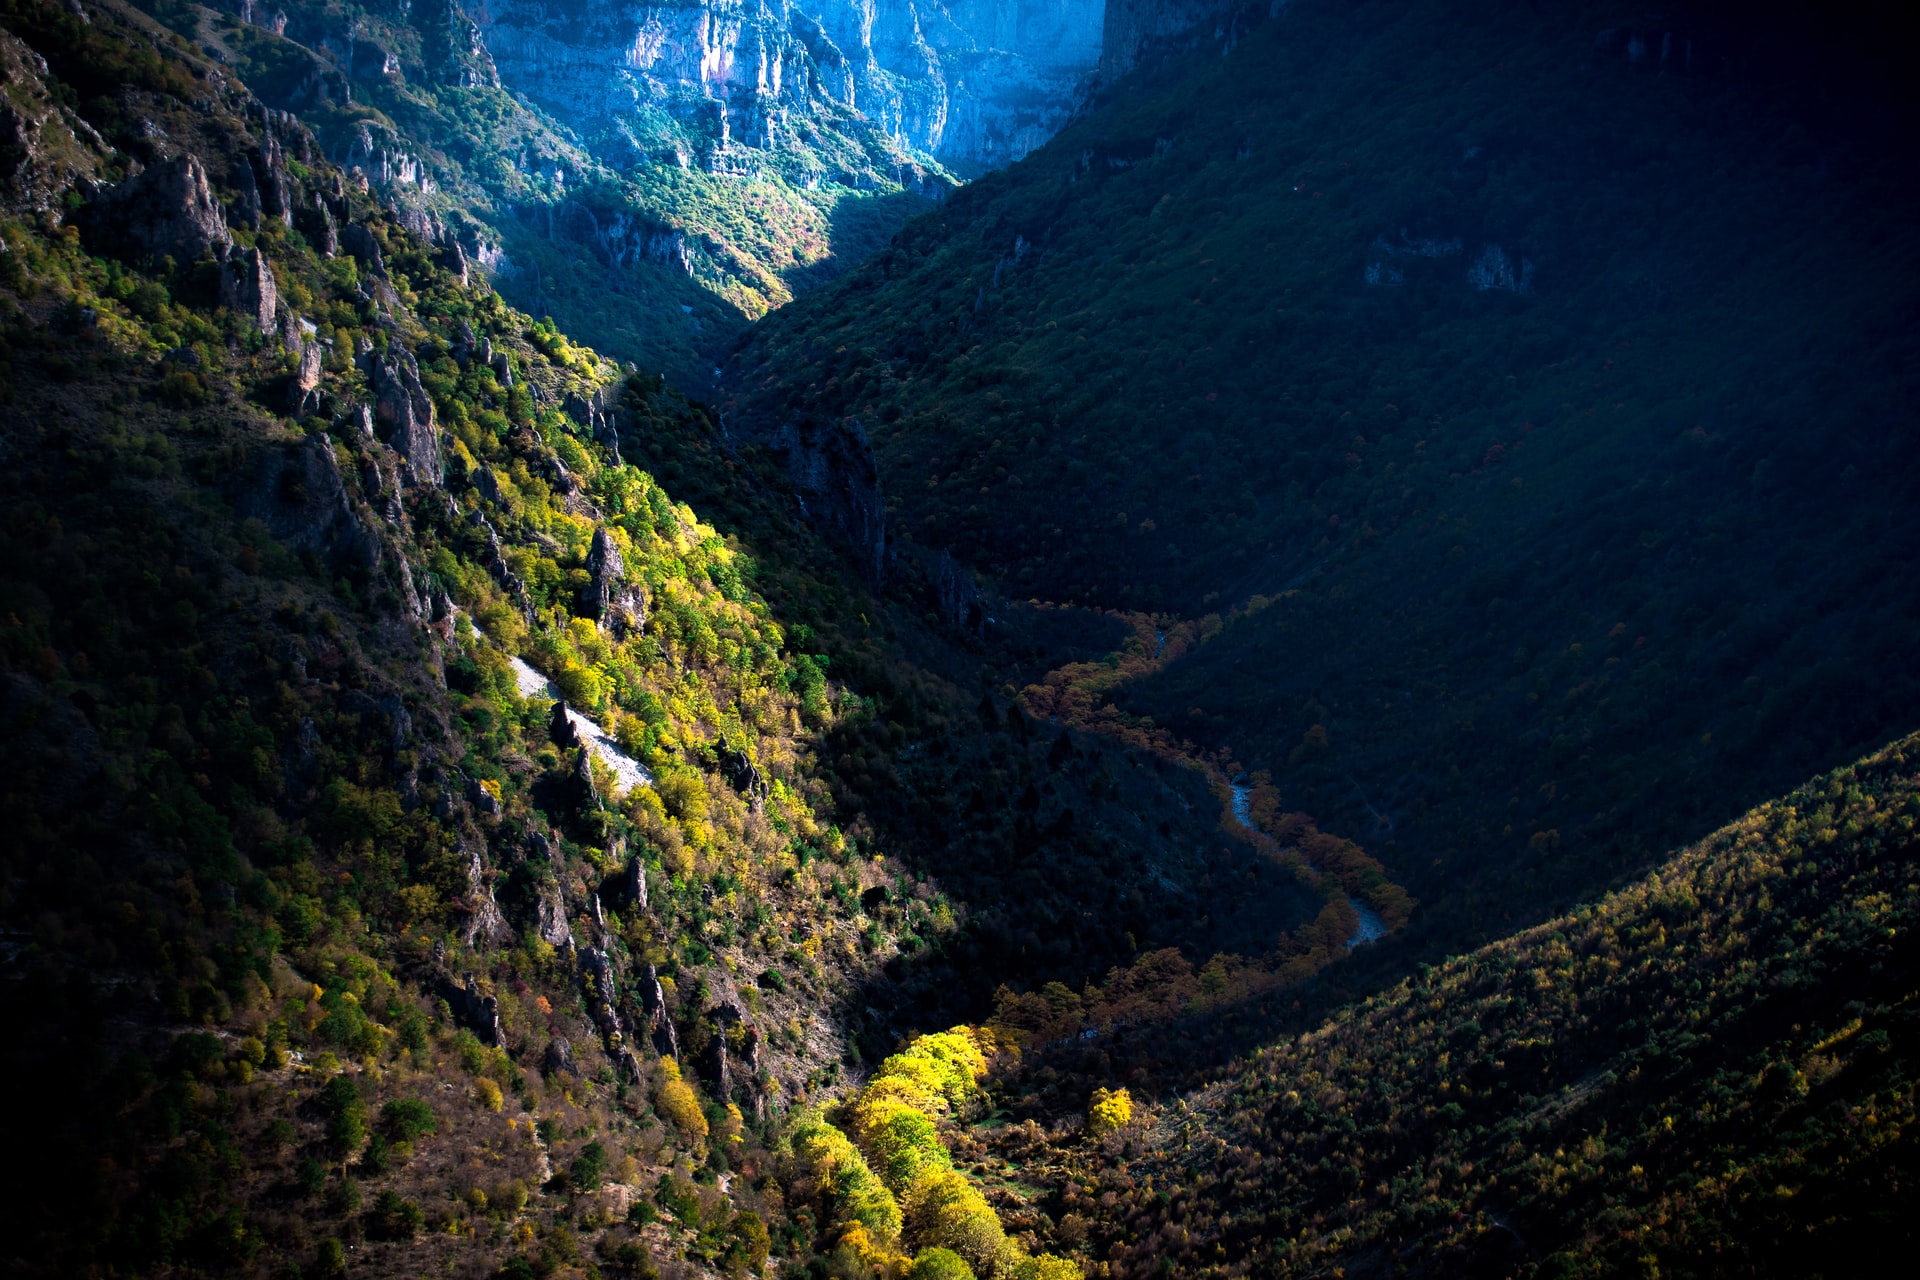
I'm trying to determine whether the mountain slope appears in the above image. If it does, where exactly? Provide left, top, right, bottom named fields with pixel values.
left=1021, top=728, right=1920, bottom=1278
left=134, top=0, right=957, bottom=390
left=726, top=0, right=1920, bottom=952
left=0, top=6, right=1341, bottom=1274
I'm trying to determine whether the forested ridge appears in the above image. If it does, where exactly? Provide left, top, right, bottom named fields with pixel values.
left=0, top=0, right=1916, bottom=1277
left=1043, top=734, right=1920, bottom=1277
left=729, top=0, right=1920, bottom=1013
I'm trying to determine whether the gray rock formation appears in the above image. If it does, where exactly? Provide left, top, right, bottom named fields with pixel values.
left=629, top=854, right=649, bottom=911
left=573, top=744, right=601, bottom=810
left=536, top=881, right=574, bottom=950
left=288, top=336, right=325, bottom=416
left=639, top=962, right=679, bottom=1059
left=772, top=414, right=886, bottom=585
left=472, top=0, right=1102, bottom=173
left=218, top=244, right=279, bottom=330
left=544, top=1035, right=581, bottom=1076
left=83, top=152, right=228, bottom=262
left=364, top=347, right=441, bottom=483
left=581, top=526, right=625, bottom=623
left=464, top=841, right=513, bottom=947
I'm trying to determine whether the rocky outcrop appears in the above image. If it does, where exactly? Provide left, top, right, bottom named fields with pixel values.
left=772, top=415, right=886, bottom=586
left=82, top=152, right=228, bottom=262
left=236, top=434, right=375, bottom=569
left=536, top=881, right=573, bottom=950
left=364, top=347, right=441, bottom=483
left=550, top=698, right=580, bottom=751
left=463, top=841, right=512, bottom=948
left=930, top=545, right=985, bottom=636
left=581, top=526, right=624, bottom=622
left=544, top=1035, right=580, bottom=1076
left=448, top=973, right=506, bottom=1046
left=1100, top=0, right=1240, bottom=80
left=288, top=336, right=325, bottom=416
left=0, top=30, right=102, bottom=212
left=717, top=742, right=767, bottom=801
left=340, top=221, right=386, bottom=277
left=581, top=944, right=625, bottom=1042
left=639, top=962, right=679, bottom=1059
left=298, top=193, right=340, bottom=257
left=1468, top=244, right=1535, bottom=295
left=628, top=854, right=649, bottom=912
left=218, top=244, right=279, bottom=330
left=419, top=0, right=502, bottom=88
left=468, top=508, right=534, bottom=616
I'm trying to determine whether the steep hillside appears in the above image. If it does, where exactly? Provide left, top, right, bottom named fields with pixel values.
left=726, top=0, right=1920, bottom=950
left=995, top=730, right=1920, bottom=1278
left=131, top=0, right=955, bottom=390
left=0, top=5, right=1344, bottom=1275
left=475, top=0, right=1106, bottom=176
left=129, top=0, right=1113, bottom=393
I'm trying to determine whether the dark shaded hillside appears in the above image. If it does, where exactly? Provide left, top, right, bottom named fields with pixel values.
left=726, top=0, right=1920, bottom=948
left=1014, top=730, right=1920, bottom=1278
left=0, top=6, right=1346, bottom=1274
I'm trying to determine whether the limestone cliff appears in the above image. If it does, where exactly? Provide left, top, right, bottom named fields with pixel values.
left=473, top=0, right=1103, bottom=173
left=1099, top=0, right=1241, bottom=80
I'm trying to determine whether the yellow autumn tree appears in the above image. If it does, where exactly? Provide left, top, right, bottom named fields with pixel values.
left=795, top=1118, right=903, bottom=1241
left=1087, top=1087, right=1132, bottom=1137
left=654, top=1057, right=708, bottom=1141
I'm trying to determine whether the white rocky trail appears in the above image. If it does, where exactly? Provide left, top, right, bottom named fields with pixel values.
left=503, top=653, right=653, bottom=797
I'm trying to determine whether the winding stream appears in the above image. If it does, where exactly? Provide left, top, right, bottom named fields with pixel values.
left=1229, top=782, right=1385, bottom=949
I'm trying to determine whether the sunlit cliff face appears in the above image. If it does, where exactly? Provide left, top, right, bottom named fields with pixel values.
left=472, top=0, right=1107, bottom=171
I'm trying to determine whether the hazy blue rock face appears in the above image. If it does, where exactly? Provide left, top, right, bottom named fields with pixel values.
left=474, top=0, right=1105, bottom=173
left=1100, top=0, right=1240, bottom=77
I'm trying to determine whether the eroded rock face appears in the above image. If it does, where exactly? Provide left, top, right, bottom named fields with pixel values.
left=772, top=414, right=886, bottom=586
left=639, top=962, right=679, bottom=1059
left=473, top=0, right=1102, bottom=171
left=83, top=152, right=228, bottom=262
left=537, top=882, right=574, bottom=949
left=288, top=337, right=326, bottom=416
left=582, top=525, right=643, bottom=630
left=236, top=434, right=375, bottom=569
left=364, top=347, right=441, bottom=484
left=0, top=30, right=102, bottom=211
left=218, top=244, right=279, bottom=330
left=544, top=1035, right=581, bottom=1076
left=1100, top=0, right=1239, bottom=79
left=447, top=973, right=506, bottom=1045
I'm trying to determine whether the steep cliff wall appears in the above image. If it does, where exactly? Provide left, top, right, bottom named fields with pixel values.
left=1099, top=0, right=1240, bottom=79
left=474, top=0, right=1104, bottom=172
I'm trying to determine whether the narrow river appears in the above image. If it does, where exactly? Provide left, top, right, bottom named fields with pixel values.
left=1230, top=782, right=1385, bottom=949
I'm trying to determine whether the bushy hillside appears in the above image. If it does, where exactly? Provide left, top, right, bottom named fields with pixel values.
left=727, top=0, right=1920, bottom=951
left=0, top=6, right=1350, bottom=1275
left=1011, top=731, right=1920, bottom=1278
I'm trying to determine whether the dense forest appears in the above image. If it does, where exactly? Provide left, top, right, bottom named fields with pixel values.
left=1, top=0, right=1915, bottom=1277
left=728, top=0, right=1920, bottom=968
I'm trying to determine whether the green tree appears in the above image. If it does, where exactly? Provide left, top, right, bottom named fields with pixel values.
left=318, top=1075, right=365, bottom=1157
left=911, top=1248, right=977, bottom=1280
